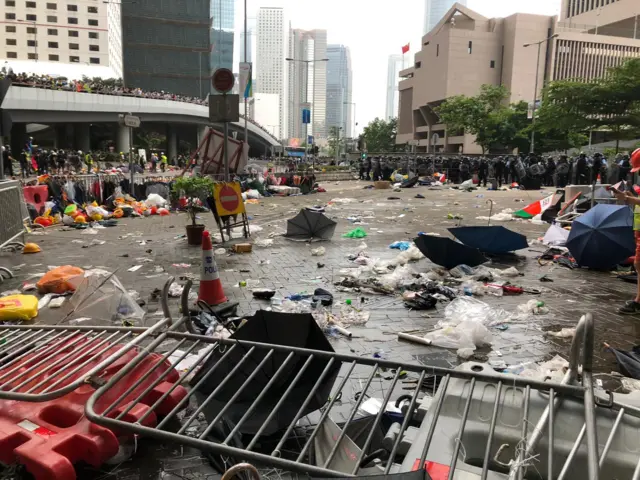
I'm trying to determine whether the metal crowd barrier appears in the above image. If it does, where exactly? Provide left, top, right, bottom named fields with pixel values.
left=0, top=179, right=29, bottom=281
left=1, top=296, right=636, bottom=479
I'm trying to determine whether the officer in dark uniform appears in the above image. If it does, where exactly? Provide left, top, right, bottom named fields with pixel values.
left=478, top=158, right=489, bottom=187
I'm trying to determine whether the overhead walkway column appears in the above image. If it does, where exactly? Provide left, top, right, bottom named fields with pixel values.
left=74, top=123, right=91, bottom=152
left=167, top=125, right=178, bottom=163
left=116, top=124, right=130, bottom=155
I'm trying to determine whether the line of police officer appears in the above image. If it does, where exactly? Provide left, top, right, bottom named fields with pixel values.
left=357, top=152, right=633, bottom=187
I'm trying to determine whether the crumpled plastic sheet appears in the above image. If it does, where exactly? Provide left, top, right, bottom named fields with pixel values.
left=255, top=238, right=274, bottom=247
left=424, top=320, right=493, bottom=358
left=311, top=246, right=326, bottom=256
left=443, top=297, right=511, bottom=327
left=476, top=208, right=515, bottom=222
left=379, top=264, right=417, bottom=291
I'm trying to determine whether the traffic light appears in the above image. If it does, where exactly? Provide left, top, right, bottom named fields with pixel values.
left=313, top=145, right=319, bottom=155
left=361, top=153, right=366, bottom=159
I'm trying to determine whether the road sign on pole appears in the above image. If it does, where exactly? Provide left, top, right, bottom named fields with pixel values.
left=212, top=68, right=235, bottom=94
left=121, top=114, right=141, bottom=128
left=118, top=113, right=141, bottom=189
left=208, top=94, right=240, bottom=123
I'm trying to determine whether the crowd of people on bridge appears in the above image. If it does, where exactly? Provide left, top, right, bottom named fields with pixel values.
left=0, top=67, right=278, bottom=142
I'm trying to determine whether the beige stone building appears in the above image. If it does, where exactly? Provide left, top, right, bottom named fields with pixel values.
left=396, top=0, right=640, bottom=153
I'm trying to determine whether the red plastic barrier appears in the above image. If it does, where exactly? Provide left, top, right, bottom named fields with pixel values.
left=23, top=185, right=49, bottom=215
left=0, top=336, right=188, bottom=480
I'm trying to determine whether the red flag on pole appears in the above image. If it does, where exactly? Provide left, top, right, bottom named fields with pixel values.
left=401, top=43, right=410, bottom=54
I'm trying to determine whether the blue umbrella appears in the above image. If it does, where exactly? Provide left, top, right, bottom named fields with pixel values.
left=448, top=226, right=529, bottom=254
left=567, top=204, right=634, bottom=269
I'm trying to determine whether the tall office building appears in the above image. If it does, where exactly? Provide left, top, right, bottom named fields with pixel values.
left=423, top=0, right=466, bottom=35
left=121, top=0, right=210, bottom=98
left=287, top=27, right=328, bottom=142
left=211, top=0, right=234, bottom=30
left=256, top=7, right=284, bottom=139
left=397, top=1, right=640, bottom=153
left=211, top=0, right=235, bottom=74
left=385, top=54, right=403, bottom=121
left=0, top=0, right=122, bottom=77
left=326, top=45, right=353, bottom=138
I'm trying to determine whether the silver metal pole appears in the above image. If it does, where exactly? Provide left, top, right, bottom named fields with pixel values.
left=335, top=127, right=340, bottom=164
left=530, top=42, right=541, bottom=154
left=199, top=52, right=202, bottom=99
left=304, top=61, right=309, bottom=165
left=223, top=120, right=230, bottom=181
left=129, top=126, right=134, bottom=194
left=243, top=0, right=248, bottom=151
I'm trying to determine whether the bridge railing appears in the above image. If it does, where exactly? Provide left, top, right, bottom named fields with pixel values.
left=3, top=79, right=280, bottom=144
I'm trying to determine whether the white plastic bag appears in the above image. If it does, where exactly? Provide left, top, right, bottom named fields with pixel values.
left=145, top=193, right=167, bottom=207
left=379, top=265, right=416, bottom=291
left=311, top=246, right=326, bottom=256
left=424, top=320, right=493, bottom=352
left=443, top=297, right=510, bottom=327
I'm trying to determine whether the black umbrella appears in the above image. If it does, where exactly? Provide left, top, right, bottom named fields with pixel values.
left=606, top=344, right=640, bottom=380
left=191, top=310, right=340, bottom=436
left=285, top=209, right=337, bottom=241
left=448, top=226, right=528, bottom=254
left=414, top=235, right=487, bottom=269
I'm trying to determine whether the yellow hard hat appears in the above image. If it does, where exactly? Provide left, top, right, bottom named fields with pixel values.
left=23, top=243, right=42, bottom=254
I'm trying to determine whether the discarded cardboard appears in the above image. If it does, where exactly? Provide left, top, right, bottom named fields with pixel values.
left=374, top=181, right=391, bottom=190
left=233, top=243, right=253, bottom=253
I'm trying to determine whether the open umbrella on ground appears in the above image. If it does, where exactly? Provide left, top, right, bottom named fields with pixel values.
left=448, top=226, right=528, bottom=254
left=285, top=209, right=337, bottom=241
left=191, top=310, right=341, bottom=436
left=414, top=235, right=487, bottom=270
left=566, top=204, right=634, bottom=269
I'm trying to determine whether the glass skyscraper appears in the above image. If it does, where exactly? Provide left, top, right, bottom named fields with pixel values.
left=211, top=0, right=235, bottom=30
left=423, top=0, right=467, bottom=35
left=326, top=45, right=353, bottom=138
left=211, top=0, right=235, bottom=75
left=121, top=0, right=211, bottom=98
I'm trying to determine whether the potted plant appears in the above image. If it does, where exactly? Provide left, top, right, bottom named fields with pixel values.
left=172, top=175, right=215, bottom=245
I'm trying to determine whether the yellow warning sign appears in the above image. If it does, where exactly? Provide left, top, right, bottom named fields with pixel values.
left=213, top=182, right=245, bottom=216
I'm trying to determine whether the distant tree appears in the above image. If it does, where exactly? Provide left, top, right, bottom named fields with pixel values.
left=536, top=58, right=640, bottom=153
left=361, top=117, right=397, bottom=153
left=436, top=84, right=528, bottom=153
left=327, top=126, right=341, bottom=157
left=136, top=131, right=166, bottom=151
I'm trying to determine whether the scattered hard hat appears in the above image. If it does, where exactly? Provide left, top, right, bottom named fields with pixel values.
left=74, top=215, right=87, bottom=224
left=23, top=243, right=42, bottom=254
left=631, top=148, right=640, bottom=173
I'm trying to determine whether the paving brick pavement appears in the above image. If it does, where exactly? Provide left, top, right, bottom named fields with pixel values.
left=0, top=180, right=637, bottom=478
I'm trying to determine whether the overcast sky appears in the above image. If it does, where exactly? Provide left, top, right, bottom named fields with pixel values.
left=235, top=0, right=561, bottom=133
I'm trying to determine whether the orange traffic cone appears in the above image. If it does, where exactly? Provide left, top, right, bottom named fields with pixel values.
left=198, top=230, right=228, bottom=305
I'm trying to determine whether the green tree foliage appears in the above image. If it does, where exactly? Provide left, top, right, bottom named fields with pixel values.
left=436, top=85, right=529, bottom=153
left=327, top=126, right=341, bottom=157
left=361, top=117, right=398, bottom=153
left=536, top=58, right=640, bottom=153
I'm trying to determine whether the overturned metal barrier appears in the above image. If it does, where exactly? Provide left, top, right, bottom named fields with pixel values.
left=81, top=312, right=634, bottom=480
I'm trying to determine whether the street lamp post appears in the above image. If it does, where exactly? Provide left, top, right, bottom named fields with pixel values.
left=343, top=101, right=357, bottom=138
left=243, top=0, right=248, bottom=158
left=285, top=57, right=328, bottom=173
left=523, top=33, right=558, bottom=154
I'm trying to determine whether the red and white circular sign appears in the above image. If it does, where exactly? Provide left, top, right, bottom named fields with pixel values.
left=212, top=68, right=235, bottom=93
left=219, top=185, right=240, bottom=212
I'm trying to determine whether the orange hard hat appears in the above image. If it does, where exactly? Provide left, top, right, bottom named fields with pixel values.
left=631, top=149, right=640, bottom=173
